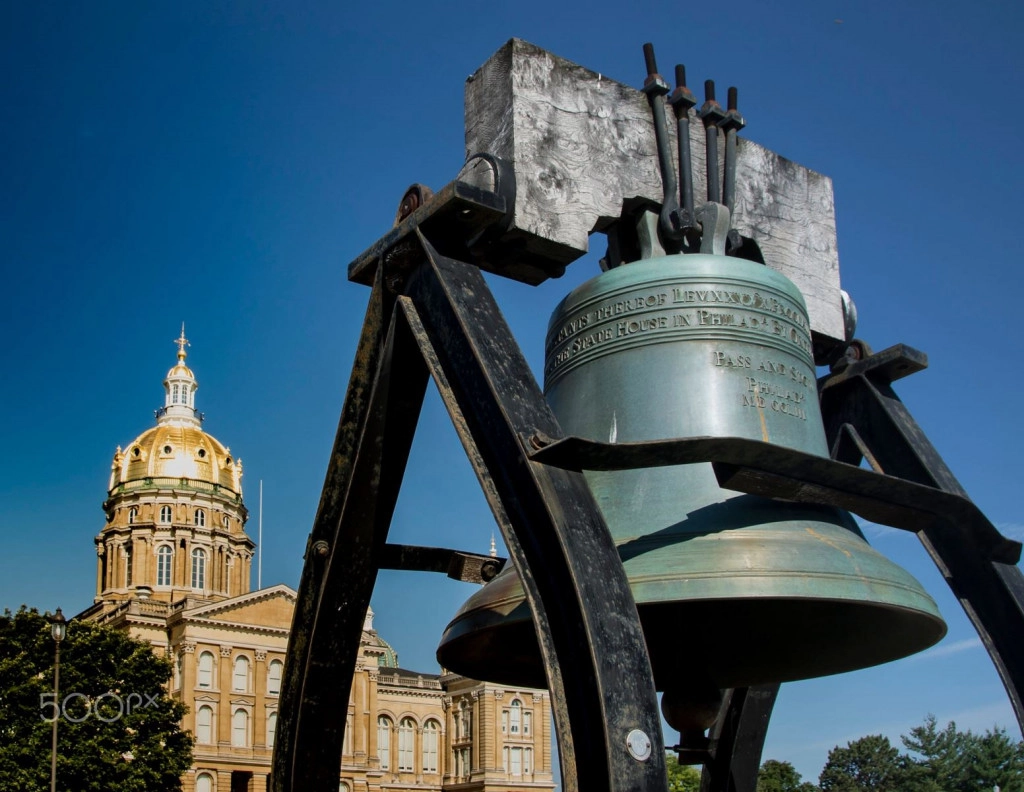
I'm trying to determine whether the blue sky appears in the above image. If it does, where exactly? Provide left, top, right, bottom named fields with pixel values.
left=2, top=0, right=1022, bottom=783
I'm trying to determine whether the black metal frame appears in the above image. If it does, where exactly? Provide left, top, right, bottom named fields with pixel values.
left=272, top=181, right=1024, bottom=792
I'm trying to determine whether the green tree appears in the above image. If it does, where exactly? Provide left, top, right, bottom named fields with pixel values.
left=758, top=759, right=819, bottom=792
left=901, top=715, right=971, bottom=792
left=666, top=754, right=701, bottom=792
left=819, top=734, right=907, bottom=792
left=901, top=715, right=1024, bottom=792
left=967, top=726, right=1024, bottom=792
left=0, top=607, right=192, bottom=792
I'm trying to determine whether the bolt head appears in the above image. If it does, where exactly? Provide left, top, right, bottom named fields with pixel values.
left=626, top=729, right=652, bottom=761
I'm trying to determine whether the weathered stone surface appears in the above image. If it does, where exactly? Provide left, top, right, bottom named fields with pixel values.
left=464, top=38, right=845, bottom=343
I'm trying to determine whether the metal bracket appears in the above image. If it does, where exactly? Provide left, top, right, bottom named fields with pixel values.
left=528, top=434, right=1021, bottom=564
left=379, top=543, right=505, bottom=584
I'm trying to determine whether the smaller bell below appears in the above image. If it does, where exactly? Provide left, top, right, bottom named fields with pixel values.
left=436, top=254, right=945, bottom=694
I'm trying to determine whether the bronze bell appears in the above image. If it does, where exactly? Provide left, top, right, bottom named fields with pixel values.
left=437, top=254, right=945, bottom=712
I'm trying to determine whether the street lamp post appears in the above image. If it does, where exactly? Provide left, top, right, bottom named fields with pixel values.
left=49, top=608, right=66, bottom=792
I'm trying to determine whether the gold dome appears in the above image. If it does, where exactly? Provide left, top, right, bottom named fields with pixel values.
left=108, top=326, right=242, bottom=496
left=167, top=360, right=195, bottom=379
left=112, top=424, right=241, bottom=495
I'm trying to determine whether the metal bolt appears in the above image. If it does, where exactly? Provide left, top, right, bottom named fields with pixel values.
left=385, top=273, right=404, bottom=293
left=626, top=729, right=652, bottom=761
left=312, top=540, right=329, bottom=558
left=528, top=432, right=554, bottom=450
left=480, top=560, right=501, bottom=582
left=699, top=80, right=727, bottom=204
left=668, top=64, right=699, bottom=245
left=719, top=86, right=745, bottom=217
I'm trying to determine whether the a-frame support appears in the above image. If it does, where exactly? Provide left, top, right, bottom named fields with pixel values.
left=272, top=230, right=669, bottom=792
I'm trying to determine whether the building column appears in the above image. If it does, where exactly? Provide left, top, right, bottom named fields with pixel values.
left=368, top=671, right=380, bottom=768
left=103, top=541, right=111, bottom=591
left=253, top=651, right=266, bottom=747
left=541, top=694, right=551, bottom=774
left=105, top=540, right=117, bottom=591
left=216, top=769, right=232, bottom=792
left=128, top=535, right=139, bottom=588
left=251, top=774, right=267, bottom=792
left=225, top=552, right=234, bottom=597
left=142, top=533, right=153, bottom=589
left=218, top=646, right=233, bottom=745
left=210, top=546, right=220, bottom=592
left=175, top=533, right=185, bottom=590
left=471, top=692, right=481, bottom=775
left=96, top=545, right=105, bottom=596
left=180, top=641, right=196, bottom=697
left=352, top=668, right=366, bottom=759
left=243, top=553, right=252, bottom=595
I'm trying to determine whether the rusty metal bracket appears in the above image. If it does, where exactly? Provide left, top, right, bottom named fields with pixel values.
left=379, top=543, right=505, bottom=584
left=348, top=163, right=566, bottom=288
left=528, top=433, right=1021, bottom=564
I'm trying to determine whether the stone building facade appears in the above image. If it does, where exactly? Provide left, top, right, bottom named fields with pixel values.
left=78, top=331, right=554, bottom=792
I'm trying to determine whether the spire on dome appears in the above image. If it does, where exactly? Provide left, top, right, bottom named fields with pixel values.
left=157, top=324, right=202, bottom=427
left=175, top=323, right=190, bottom=362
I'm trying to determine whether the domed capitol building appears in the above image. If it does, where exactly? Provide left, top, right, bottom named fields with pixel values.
left=79, top=330, right=554, bottom=792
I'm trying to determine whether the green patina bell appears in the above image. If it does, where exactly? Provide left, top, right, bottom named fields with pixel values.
left=437, top=254, right=945, bottom=705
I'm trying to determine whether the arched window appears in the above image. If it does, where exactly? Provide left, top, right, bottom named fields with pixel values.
left=339, top=783, right=351, bottom=792
left=232, top=655, right=249, bottom=692
left=423, top=719, right=439, bottom=773
left=127, top=507, right=137, bottom=525
left=124, top=545, right=133, bottom=587
left=524, top=709, right=532, bottom=736
left=197, top=651, right=214, bottom=689
left=160, top=505, right=172, bottom=523
left=194, top=509, right=205, bottom=527
left=266, top=712, right=278, bottom=749
left=267, top=660, right=283, bottom=695
left=509, top=699, right=521, bottom=733
left=196, top=706, right=213, bottom=744
left=398, top=718, right=415, bottom=771
left=196, top=773, right=214, bottom=792
left=191, top=548, right=206, bottom=589
left=231, top=708, right=249, bottom=747
left=157, top=545, right=172, bottom=587
left=377, top=716, right=391, bottom=770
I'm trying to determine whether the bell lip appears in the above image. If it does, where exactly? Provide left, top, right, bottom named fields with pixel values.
left=437, top=594, right=947, bottom=692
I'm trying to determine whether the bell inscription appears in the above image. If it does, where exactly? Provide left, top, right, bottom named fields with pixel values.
left=545, top=261, right=816, bottom=445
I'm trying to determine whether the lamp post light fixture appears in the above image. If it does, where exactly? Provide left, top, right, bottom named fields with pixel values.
left=49, top=607, right=66, bottom=792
